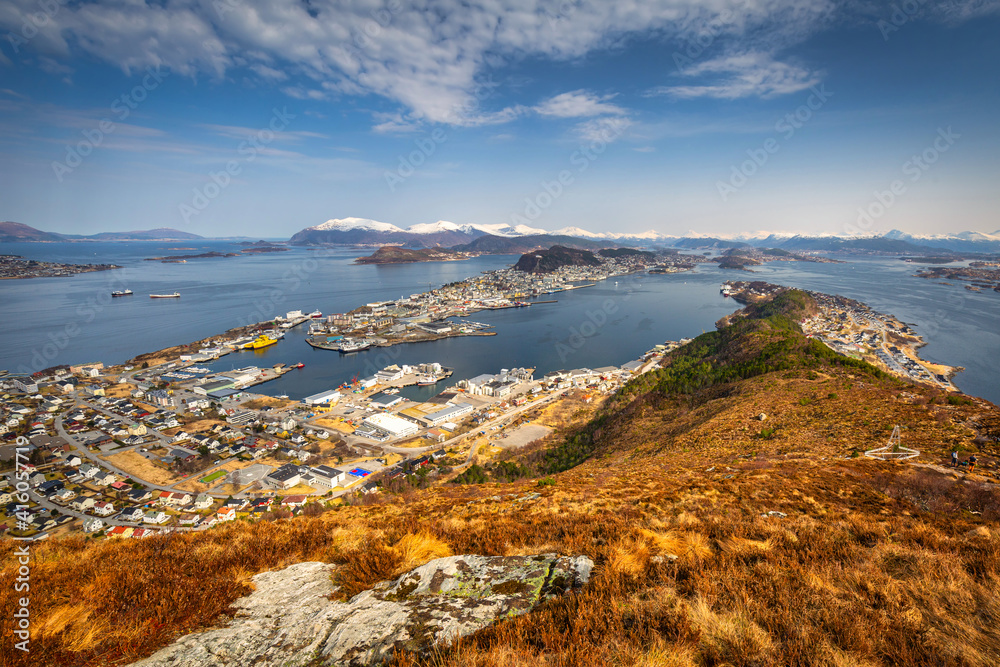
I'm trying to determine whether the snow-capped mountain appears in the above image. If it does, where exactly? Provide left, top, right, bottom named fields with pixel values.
left=879, top=229, right=1000, bottom=252
left=311, top=217, right=406, bottom=233
left=405, top=220, right=465, bottom=234
left=289, top=218, right=1000, bottom=253
left=552, top=226, right=606, bottom=238
left=463, top=223, right=548, bottom=237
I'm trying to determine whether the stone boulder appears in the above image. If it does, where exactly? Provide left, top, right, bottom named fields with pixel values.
left=129, top=553, right=593, bottom=667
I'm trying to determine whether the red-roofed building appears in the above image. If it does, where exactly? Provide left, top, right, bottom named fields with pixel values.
left=280, top=495, right=307, bottom=508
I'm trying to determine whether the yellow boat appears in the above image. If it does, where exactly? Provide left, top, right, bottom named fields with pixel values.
left=251, top=334, right=277, bottom=350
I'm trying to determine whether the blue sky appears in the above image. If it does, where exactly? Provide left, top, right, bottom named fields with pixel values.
left=0, top=0, right=997, bottom=238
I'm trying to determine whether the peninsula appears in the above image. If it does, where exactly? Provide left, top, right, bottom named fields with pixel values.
left=0, top=254, right=121, bottom=280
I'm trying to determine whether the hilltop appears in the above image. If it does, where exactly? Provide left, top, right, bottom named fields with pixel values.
left=0, top=221, right=65, bottom=242
left=2, top=289, right=999, bottom=667
left=353, top=246, right=468, bottom=264
left=513, top=245, right=603, bottom=273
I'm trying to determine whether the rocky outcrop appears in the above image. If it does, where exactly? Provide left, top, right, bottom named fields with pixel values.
left=129, top=553, right=593, bottom=667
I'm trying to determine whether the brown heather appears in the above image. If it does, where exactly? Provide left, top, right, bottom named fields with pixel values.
left=3, top=290, right=1000, bottom=666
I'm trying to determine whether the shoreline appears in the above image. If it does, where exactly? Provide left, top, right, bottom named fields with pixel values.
left=723, top=280, right=963, bottom=389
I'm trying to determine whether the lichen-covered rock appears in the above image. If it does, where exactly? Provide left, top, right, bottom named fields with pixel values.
left=128, top=553, right=593, bottom=667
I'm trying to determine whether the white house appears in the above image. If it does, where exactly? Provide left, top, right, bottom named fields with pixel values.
left=119, top=507, right=144, bottom=522
left=143, top=510, right=169, bottom=524
left=73, top=497, right=96, bottom=512
left=93, top=501, right=115, bottom=516
left=94, top=472, right=117, bottom=487
left=83, top=517, right=105, bottom=533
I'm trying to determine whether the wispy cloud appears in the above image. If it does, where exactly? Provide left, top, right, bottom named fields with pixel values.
left=0, top=0, right=842, bottom=129
left=534, top=90, right=627, bottom=118
left=647, top=52, right=822, bottom=100
left=576, top=116, right=632, bottom=143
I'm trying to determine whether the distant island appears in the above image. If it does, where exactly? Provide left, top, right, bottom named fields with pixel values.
left=144, top=251, right=239, bottom=262
left=354, top=246, right=471, bottom=264
left=899, top=256, right=960, bottom=264
left=513, top=246, right=602, bottom=273
left=0, top=220, right=262, bottom=243
left=716, top=246, right=843, bottom=271
left=0, top=254, right=120, bottom=279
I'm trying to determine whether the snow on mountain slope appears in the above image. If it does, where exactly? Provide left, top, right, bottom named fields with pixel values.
left=406, top=220, right=463, bottom=234
left=553, top=226, right=607, bottom=238
left=311, top=217, right=406, bottom=233
left=455, top=223, right=548, bottom=237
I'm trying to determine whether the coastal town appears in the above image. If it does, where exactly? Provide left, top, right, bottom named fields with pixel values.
left=0, top=255, right=120, bottom=280
left=722, top=280, right=959, bottom=389
left=914, top=262, right=1000, bottom=294
left=0, top=251, right=691, bottom=540
left=0, top=338, right=674, bottom=540
left=0, top=261, right=963, bottom=541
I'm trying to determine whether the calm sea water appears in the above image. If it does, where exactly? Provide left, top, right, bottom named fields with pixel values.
left=1, top=242, right=997, bottom=404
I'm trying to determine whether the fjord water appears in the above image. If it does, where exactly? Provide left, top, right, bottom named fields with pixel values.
left=0, top=242, right=997, bottom=404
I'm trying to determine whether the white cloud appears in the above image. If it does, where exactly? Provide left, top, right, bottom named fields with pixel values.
left=576, top=116, right=632, bottom=143
left=534, top=90, right=627, bottom=118
left=371, top=111, right=422, bottom=134
left=647, top=52, right=821, bottom=99
left=0, top=0, right=851, bottom=126
left=250, top=64, right=288, bottom=82
left=933, top=0, right=1000, bottom=22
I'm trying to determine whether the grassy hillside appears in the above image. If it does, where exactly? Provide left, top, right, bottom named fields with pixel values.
left=3, top=290, right=1000, bottom=667
left=354, top=246, right=464, bottom=264
left=513, top=245, right=602, bottom=273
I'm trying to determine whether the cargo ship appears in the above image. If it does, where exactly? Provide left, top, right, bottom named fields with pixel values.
left=111, top=289, right=133, bottom=297
left=417, top=375, right=439, bottom=386
left=149, top=292, right=180, bottom=298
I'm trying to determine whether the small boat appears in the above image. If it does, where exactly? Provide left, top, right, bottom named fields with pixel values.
left=295, top=362, right=304, bottom=368
left=150, top=292, right=180, bottom=298
left=112, top=289, right=133, bottom=297
left=339, top=340, right=371, bottom=353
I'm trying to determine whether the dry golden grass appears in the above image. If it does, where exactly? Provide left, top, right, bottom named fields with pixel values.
left=241, top=396, right=295, bottom=410
left=104, top=450, right=181, bottom=486
left=4, top=334, right=1000, bottom=667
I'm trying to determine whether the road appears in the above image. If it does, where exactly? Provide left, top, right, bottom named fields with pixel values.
left=321, top=389, right=570, bottom=467
left=53, top=407, right=245, bottom=499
